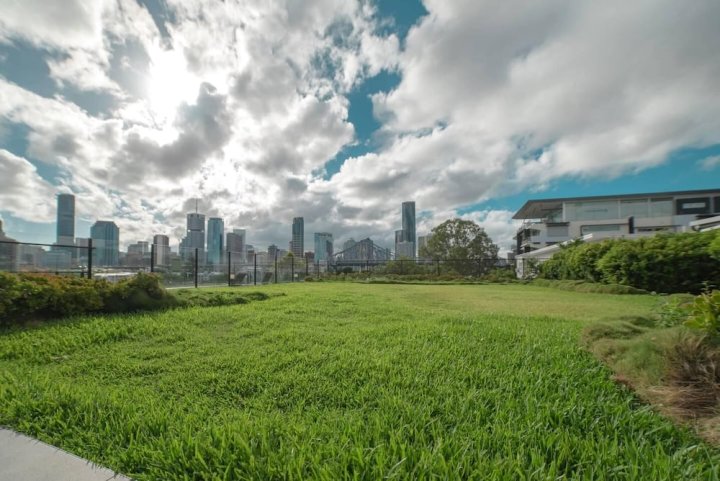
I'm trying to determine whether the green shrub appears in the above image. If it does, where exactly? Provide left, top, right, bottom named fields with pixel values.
left=655, top=294, right=694, bottom=327
left=102, top=273, right=179, bottom=313
left=539, top=231, right=720, bottom=293
left=684, top=290, right=720, bottom=337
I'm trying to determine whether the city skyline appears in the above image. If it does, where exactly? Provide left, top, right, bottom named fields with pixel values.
left=1, top=1, right=719, bottom=255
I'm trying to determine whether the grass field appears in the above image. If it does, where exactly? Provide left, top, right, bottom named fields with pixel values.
left=1, top=284, right=718, bottom=480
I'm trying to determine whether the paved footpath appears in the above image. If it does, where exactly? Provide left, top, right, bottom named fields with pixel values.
left=0, top=429, right=132, bottom=481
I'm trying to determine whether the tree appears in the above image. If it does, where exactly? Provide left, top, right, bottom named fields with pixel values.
left=419, top=218, right=499, bottom=276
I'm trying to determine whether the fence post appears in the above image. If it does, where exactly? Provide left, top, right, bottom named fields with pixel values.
left=436, top=259, right=440, bottom=276
left=87, top=238, right=93, bottom=279
left=254, top=253, right=257, bottom=285
left=305, top=259, right=309, bottom=278
left=274, top=251, right=278, bottom=284
left=193, top=247, right=200, bottom=289
left=291, top=256, right=295, bottom=282
left=316, top=261, right=319, bottom=278
left=150, top=243, right=155, bottom=273
left=227, top=251, right=231, bottom=287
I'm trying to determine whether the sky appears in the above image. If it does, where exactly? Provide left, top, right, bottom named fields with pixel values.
left=0, top=0, right=719, bottom=254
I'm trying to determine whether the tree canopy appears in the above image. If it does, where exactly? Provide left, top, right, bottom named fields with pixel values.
left=419, top=218, right=499, bottom=275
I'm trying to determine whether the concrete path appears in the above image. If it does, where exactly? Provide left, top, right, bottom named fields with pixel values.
left=0, top=429, right=131, bottom=481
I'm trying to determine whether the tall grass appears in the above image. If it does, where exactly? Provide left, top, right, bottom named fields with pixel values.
left=0, top=284, right=717, bottom=480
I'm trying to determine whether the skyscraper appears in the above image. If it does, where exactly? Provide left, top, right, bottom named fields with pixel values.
left=313, top=232, right=333, bottom=262
left=401, top=201, right=416, bottom=258
left=418, top=234, right=433, bottom=259
left=90, top=221, right=119, bottom=266
left=153, top=234, right=170, bottom=267
left=291, top=217, right=304, bottom=257
left=206, top=217, right=224, bottom=266
left=181, top=213, right=205, bottom=261
left=56, top=193, right=75, bottom=245
left=226, top=229, right=246, bottom=262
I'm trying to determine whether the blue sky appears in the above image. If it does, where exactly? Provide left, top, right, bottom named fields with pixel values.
left=1, top=0, right=719, bottom=252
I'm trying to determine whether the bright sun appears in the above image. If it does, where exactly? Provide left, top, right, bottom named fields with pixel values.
left=146, top=48, right=199, bottom=125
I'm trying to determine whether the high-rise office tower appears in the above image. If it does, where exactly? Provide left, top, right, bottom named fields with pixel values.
left=153, top=234, right=170, bottom=267
left=418, top=234, right=433, bottom=259
left=206, top=217, right=224, bottom=266
left=181, top=213, right=205, bottom=260
left=56, top=194, right=75, bottom=245
left=90, top=220, right=119, bottom=266
left=291, top=217, right=304, bottom=257
left=313, top=232, right=333, bottom=262
left=226, top=229, right=246, bottom=262
left=267, top=244, right=279, bottom=260
left=401, top=201, right=416, bottom=258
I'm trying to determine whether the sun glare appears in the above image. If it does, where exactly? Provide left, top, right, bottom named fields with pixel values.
left=146, top=49, right=199, bottom=124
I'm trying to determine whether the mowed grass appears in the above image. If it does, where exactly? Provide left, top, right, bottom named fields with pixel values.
left=0, top=284, right=717, bottom=480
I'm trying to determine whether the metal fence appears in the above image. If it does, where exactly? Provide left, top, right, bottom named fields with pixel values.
left=0, top=239, right=547, bottom=287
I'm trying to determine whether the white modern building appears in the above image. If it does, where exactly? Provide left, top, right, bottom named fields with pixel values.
left=513, top=189, right=720, bottom=254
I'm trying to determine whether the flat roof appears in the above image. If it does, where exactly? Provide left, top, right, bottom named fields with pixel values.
left=512, top=188, right=720, bottom=219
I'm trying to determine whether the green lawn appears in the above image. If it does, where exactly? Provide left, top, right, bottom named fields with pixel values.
left=0, top=284, right=717, bottom=480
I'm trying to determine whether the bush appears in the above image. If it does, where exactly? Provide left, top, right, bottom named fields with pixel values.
left=102, top=273, right=179, bottom=313
left=0, top=272, right=178, bottom=326
left=539, top=231, right=720, bottom=293
left=684, top=290, right=720, bottom=338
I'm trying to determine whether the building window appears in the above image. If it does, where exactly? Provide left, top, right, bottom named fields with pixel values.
left=676, top=197, right=710, bottom=215
left=620, top=199, right=649, bottom=218
left=565, top=201, right=619, bottom=221
left=649, top=198, right=672, bottom=217
left=581, top=224, right=622, bottom=235
left=547, top=225, right=569, bottom=237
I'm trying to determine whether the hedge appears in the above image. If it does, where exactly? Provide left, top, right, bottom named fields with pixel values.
left=0, top=272, right=178, bottom=326
left=538, top=230, right=720, bottom=293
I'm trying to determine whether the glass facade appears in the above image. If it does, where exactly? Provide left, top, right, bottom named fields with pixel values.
left=565, top=201, right=619, bottom=221
left=206, top=217, right=224, bottom=266
left=581, top=224, right=622, bottom=235
left=401, top=202, right=416, bottom=258
left=291, top=217, right=304, bottom=257
left=90, top=221, right=119, bottom=266
left=314, top=232, right=333, bottom=261
left=619, top=199, right=649, bottom=218
left=56, top=194, right=75, bottom=243
left=649, top=198, right=672, bottom=217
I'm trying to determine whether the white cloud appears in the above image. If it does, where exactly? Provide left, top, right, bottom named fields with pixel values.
left=1, top=0, right=719, bottom=252
left=699, top=155, right=720, bottom=171
left=0, top=150, right=56, bottom=222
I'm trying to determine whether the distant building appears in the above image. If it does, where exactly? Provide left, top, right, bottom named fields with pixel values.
left=513, top=188, right=720, bottom=254
left=90, top=221, right=119, bottom=266
left=267, top=244, right=279, bottom=260
left=401, top=201, right=416, bottom=258
left=304, top=251, right=315, bottom=263
left=153, top=235, right=170, bottom=267
left=313, top=232, right=333, bottom=261
left=418, top=234, right=433, bottom=259
left=180, top=213, right=205, bottom=261
left=226, top=230, right=246, bottom=262
left=343, top=238, right=356, bottom=251
left=0, top=219, right=19, bottom=271
left=206, top=217, right=224, bottom=266
left=394, top=229, right=404, bottom=259
left=395, top=242, right=414, bottom=259
left=56, top=194, right=75, bottom=246
left=291, top=217, right=304, bottom=257
left=125, top=241, right=149, bottom=266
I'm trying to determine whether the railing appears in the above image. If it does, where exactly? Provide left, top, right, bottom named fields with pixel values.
left=1, top=240, right=556, bottom=285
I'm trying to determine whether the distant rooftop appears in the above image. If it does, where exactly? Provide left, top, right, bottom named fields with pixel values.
left=513, top=188, right=720, bottom=219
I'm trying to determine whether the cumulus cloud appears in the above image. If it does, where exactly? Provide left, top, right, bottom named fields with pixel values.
left=1, top=0, right=718, bottom=252
left=0, top=150, right=56, bottom=221
left=699, top=155, right=720, bottom=171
